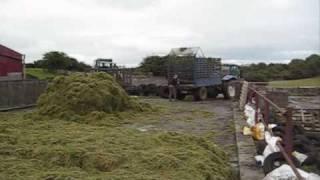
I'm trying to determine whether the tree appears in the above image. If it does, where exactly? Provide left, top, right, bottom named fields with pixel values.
left=33, top=51, right=91, bottom=72
left=139, top=55, right=168, bottom=76
left=40, top=51, right=70, bottom=71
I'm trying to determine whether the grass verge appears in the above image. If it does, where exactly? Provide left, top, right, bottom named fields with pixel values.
left=269, top=76, right=320, bottom=88
left=26, top=68, right=56, bottom=80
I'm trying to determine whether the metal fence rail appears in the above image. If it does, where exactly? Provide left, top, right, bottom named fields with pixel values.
left=244, top=82, right=304, bottom=179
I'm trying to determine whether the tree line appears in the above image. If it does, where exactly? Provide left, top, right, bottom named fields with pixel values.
left=241, top=54, right=320, bottom=81
left=138, top=54, right=320, bottom=81
left=26, top=51, right=91, bottom=72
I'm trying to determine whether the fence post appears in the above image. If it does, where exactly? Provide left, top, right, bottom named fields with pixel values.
left=264, top=99, right=269, bottom=125
left=255, top=94, right=259, bottom=123
left=284, top=108, right=293, bottom=156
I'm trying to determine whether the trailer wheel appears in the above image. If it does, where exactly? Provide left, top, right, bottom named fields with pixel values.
left=263, top=152, right=300, bottom=175
left=223, top=82, right=236, bottom=100
left=193, top=87, right=207, bottom=101
left=177, top=92, right=186, bottom=100
left=158, top=86, right=169, bottom=98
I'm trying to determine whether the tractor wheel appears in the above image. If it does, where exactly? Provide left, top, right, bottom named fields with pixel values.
left=223, top=82, right=236, bottom=100
left=193, top=87, right=208, bottom=101
left=207, top=87, right=219, bottom=98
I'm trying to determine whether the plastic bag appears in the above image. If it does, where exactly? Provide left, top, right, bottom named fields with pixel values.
left=243, top=126, right=252, bottom=135
left=263, top=164, right=318, bottom=180
left=244, top=104, right=256, bottom=127
left=292, top=151, right=308, bottom=165
left=263, top=133, right=281, bottom=160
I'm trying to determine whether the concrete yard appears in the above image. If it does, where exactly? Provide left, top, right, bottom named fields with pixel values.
left=127, top=97, right=241, bottom=178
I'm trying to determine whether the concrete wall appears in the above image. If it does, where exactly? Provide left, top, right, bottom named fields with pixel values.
left=0, top=80, right=47, bottom=109
left=0, top=72, right=23, bottom=81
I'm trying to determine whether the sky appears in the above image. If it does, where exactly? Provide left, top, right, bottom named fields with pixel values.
left=0, top=0, right=319, bottom=67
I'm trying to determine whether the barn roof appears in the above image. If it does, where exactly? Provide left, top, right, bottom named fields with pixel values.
left=0, top=44, right=23, bottom=60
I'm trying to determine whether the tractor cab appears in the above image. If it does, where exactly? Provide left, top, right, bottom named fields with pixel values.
left=222, top=64, right=240, bottom=81
left=94, top=59, right=117, bottom=70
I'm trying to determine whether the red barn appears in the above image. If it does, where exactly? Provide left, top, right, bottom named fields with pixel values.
left=0, top=44, right=24, bottom=80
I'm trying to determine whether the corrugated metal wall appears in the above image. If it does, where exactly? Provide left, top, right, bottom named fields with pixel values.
left=0, top=80, right=47, bottom=110
left=0, top=45, right=23, bottom=77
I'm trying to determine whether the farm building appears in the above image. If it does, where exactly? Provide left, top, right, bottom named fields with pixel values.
left=0, top=44, right=24, bottom=81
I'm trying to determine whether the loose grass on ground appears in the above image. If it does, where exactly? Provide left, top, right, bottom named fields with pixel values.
left=269, top=76, right=320, bottom=88
left=0, top=110, right=233, bottom=180
left=26, top=68, right=57, bottom=80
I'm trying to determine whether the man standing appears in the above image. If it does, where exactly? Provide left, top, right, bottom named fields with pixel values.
left=168, top=74, right=179, bottom=101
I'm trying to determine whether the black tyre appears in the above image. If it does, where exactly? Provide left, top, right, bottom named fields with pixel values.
left=146, top=84, right=157, bottom=96
left=293, top=141, right=312, bottom=154
left=193, top=87, right=208, bottom=101
left=158, top=86, right=169, bottom=98
left=272, top=126, right=285, bottom=138
left=293, top=125, right=305, bottom=135
left=294, top=135, right=312, bottom=145
left=255, top=140, right=267, bottom=155
left=303, top=151, right=318, bottom=165
left=207, top=87, right=219, bottom=98
left=137, top=85, right=144, bottom=96
left=263, top=152, right=301, bottom=175
left=305, top=134, right=320, bottom=147
left=139, top=84, right=149, bottom=96
left=177, top=91, right=186, bottom=100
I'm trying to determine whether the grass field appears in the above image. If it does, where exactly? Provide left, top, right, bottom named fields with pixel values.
left=26, top=68, right=56, bottom=80
left=0, top=98, right=234, bottom=180
left=269, top=76, right=320, bottom=88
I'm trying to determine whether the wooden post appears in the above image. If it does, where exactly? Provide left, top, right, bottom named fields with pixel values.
left=284, top=108, right=293, bottom=156
left=255, top=94, right=259, bottom=123
left=264, top=99, right=269, bottom=125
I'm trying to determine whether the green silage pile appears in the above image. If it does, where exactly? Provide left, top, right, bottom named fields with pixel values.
left=36, top=73, right=149, bottom=121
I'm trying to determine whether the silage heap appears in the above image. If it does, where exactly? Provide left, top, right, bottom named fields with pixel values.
left=36, top=72, right=148, bottom=121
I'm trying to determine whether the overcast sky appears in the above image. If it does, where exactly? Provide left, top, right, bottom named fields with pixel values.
left=0, top=0, right=319, bottom=66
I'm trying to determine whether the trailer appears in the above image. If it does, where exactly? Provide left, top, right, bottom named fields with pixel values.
left=160, top=47, right=240, bottom=100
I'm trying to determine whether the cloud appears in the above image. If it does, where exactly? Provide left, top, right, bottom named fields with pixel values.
left=0, top=0, right=319, bottom=66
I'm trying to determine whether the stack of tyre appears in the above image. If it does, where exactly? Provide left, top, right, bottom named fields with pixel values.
left=255, top=122, right=320, bottom=175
